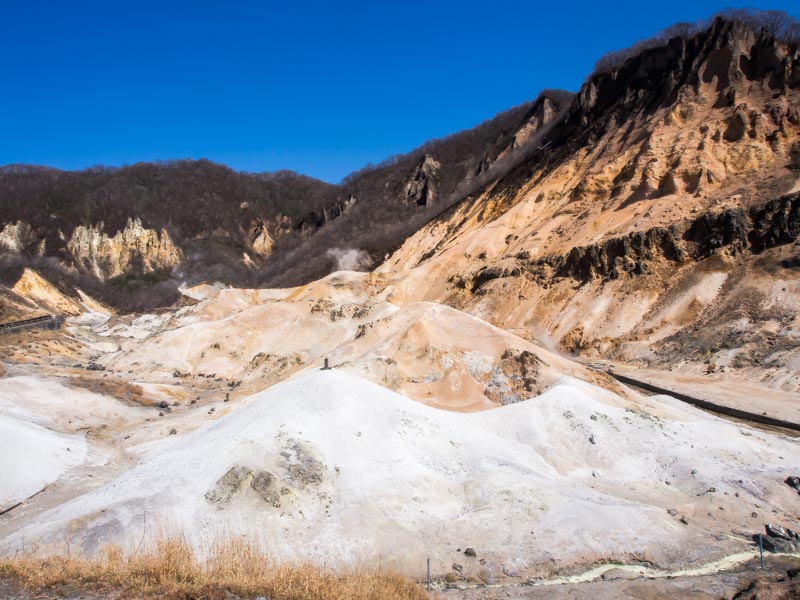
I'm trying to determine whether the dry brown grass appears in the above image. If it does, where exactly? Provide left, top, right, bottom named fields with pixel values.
left=68, top=376, right=150, bottom=406
left=0, top=537, right=437, bottom=600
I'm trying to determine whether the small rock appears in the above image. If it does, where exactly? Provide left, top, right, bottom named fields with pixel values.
left=169, top=428, right=177, bottom=435
left=592, top=470, right=601, bottom=478
left=759, top=533, right=795, bottom=553
left=752, top=512, right=759, bottom=518
left=158, top=412, right=164, bottom=417
left=691, top=469, right=698, bottom=475
left=680, top=516, right=689, bottom=525
left=589, top=434, right=597, bottom=445
left=464, top=547, right=477, bottom=557
left=668, top=508, right=678, bottom=517
left=502, top=565, right=519, bottom=577
left=172, top=401, right=179, bottom=406
left=766, top=523, right=791, bottom=540
left=708, top=487, right=716, bottom=493
left=785, top=476, right=800, bottom=491
left=452, top=563, right=464, bottom=573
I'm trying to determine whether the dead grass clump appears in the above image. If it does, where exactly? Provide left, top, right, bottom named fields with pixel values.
left=0, top=537, right=433, bottom=600
left=68, top=376, right=150, bottom=407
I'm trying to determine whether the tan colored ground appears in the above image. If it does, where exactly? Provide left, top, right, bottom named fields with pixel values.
left=370, top=62, right=800, bottom=395
left=10, top=269, right=83, bottom=316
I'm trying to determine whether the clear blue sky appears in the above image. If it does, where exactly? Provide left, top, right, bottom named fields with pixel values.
left=1, top=1, right=798, bottom=183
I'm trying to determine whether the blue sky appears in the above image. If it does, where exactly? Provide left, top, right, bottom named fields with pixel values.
left=1, top=1, right=798, bottom=183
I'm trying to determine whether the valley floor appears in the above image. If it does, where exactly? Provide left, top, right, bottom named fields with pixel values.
left=1, top=272, right=799, bottom=598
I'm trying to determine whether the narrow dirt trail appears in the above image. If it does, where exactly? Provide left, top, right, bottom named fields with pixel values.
left=442, top=550, right=800, bottom=592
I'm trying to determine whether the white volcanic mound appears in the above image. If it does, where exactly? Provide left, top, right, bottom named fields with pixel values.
left=0, top=414, right=87, bottom=511
left=0, top=376, right=142, bottom=432
left=5, top=369, right=798, bottom=579
left=0, top=376, right=152, bottom=513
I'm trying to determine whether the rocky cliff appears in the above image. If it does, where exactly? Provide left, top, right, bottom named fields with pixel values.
left=376, top=15, right=800, bottom=392
left=66, top=218, right=183, bottom=281
left=404, top=155, right=440, bottom=206
left=0, top=221, right=43, bottom=256
left=0, top=89, right=570, bottom=308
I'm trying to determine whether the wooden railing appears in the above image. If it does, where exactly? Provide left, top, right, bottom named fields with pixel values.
left=606, top=369, right=800, bottom=433
left=0, top=314, right=64, bottom=334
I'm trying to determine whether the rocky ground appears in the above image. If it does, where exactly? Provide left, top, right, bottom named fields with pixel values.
left=1, top=271, right=800, bottom=591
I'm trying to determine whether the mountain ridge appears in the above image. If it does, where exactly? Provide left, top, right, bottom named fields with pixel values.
left=374, top=13, right=800, bottom=391
left=0, top=91, right=570, bottom=309
left=1, top=11, right=799, bottom=317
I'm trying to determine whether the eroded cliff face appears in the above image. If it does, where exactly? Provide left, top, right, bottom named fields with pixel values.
left=405, top=155, right=440, bottom=206
left=0, top=221, right=44, bottom=256
left=296, top=195, right=358, bottom=237
left=492, top=95, right=561, bottom=166
left=377, top=18, right=800, bottom=391
left=246, top=219, right=275, bottom=258
left=67, top=218, right=183, bottom=280
left=10, top=268, right=83, bottom=316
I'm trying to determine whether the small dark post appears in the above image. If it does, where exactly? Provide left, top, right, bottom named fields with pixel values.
left=759, top=533, right=764, bottom=568
left=322, top=358, right=330, bottom=370
left=427, top=557, right=431, bottom=592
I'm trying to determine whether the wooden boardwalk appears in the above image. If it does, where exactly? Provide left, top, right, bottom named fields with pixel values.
left=607, top=369, right=800, bottom=434
left=0, top=314, right=64, bottom=334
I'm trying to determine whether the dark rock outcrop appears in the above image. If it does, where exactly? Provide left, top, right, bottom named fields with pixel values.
left=523, top=192, right=800, bottom=285
left=530, top=226, right=686, bottom=283
left=297, top=195, right=358, bottom=236
left=404, top=155, right=440, bottom=207
left=749, top=193, right=800, bottom=252
left=684, top=208, right=749, bottom=258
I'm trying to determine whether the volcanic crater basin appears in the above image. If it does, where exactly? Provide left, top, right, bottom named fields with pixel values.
left=2, top=368, right=799, bottom=583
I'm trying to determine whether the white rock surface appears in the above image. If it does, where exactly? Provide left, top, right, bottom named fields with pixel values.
left=5, top=369, right=798, bottom=579
left=0, top=414, right=87, bottom=510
